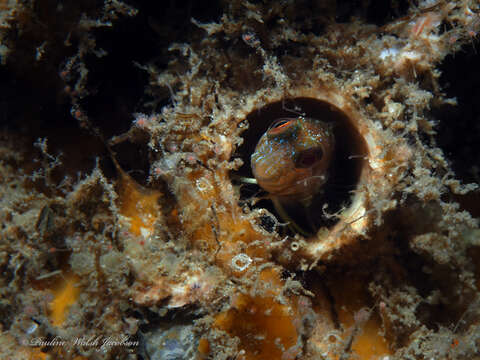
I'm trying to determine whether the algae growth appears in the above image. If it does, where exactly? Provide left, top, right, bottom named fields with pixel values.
left=0, top=1, right=479, bottom=359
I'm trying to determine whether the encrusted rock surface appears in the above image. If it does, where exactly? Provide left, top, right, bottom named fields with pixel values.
left=0, top=1, right=479, bottom=359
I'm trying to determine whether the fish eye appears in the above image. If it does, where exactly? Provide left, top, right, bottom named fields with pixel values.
left=295, top=147, right=324, bottom=168
left=267, top=118, right=296, bottom=135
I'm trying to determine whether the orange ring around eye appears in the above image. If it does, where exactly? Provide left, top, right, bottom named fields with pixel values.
left=267, top=118, right=296, bottom=135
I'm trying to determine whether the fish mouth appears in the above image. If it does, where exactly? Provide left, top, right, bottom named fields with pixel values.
left=253, top=167, right=298, bottom=195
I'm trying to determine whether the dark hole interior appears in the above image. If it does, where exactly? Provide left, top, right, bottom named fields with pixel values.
left=233, top=97, right=368, bottom=235
left=436, top=40, right=480, bottom=185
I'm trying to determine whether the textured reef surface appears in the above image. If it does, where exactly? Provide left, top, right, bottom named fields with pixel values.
left=0, top=0, right=480, bottom=359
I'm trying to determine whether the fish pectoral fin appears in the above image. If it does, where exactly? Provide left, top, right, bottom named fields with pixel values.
left=272, top=197, right=313, bottom=237
left=231, top=175, right=258, bottom=184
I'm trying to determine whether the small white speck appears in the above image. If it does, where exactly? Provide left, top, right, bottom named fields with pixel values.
left=26, top=323, right=38, bottom=335
left=379, top=48, right=399, bottom=60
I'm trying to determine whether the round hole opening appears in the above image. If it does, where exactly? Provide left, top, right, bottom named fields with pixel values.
left=233, top=97, right=368, bottom=235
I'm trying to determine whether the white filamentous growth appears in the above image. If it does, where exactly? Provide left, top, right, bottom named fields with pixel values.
left=231, top=253, right=253, bottom=272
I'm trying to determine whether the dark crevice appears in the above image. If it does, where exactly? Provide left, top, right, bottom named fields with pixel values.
left=436, top=40, right=480, bottom=185
left=336, top=0, right=410, bottom=25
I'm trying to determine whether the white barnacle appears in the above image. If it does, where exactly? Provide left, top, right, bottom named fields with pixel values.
left=231, top=253, right=252, bottom=272
left=290, top=241, right=300, bottom=252
left=196, top=177, right=213, bottom=193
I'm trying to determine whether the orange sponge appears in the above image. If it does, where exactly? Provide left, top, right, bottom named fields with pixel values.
left=49, top=272, right=81, bottom=327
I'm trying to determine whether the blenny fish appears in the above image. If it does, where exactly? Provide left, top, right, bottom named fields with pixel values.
left=250, top=116, right=335, bottom=234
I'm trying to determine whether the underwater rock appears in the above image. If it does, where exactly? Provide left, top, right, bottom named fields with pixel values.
left=0, top=1, right=479, bottom=359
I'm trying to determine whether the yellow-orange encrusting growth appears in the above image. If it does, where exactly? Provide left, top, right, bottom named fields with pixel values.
left=181, top=167, right=271, bottom=267
left=330, top=275, right=391, bottom=359
left=21, top=272, right=86, bottom=360
left=117, top=173, right=162, bottom=238
left=49, top=272, right=82, bottom=327
left=214, top=269, right=301, bottom=360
